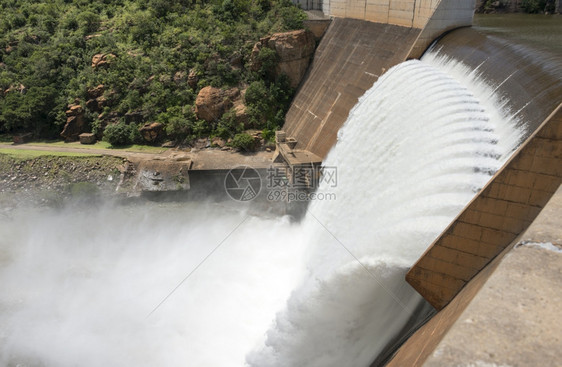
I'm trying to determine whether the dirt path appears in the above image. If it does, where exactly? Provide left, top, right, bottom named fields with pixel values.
left=0, top=143, right=275, bottom=170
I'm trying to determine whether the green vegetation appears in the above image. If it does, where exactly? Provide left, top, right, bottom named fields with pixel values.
left=0, top=0, right=306, bottom=145
left=229, top=132, right=257, bottom=151
left=0, top=148, right=99, bottom=159
left=520, top=0, right=555, bottom=13
left=103, top=121, right=138, bottom=146
left=24, top=139, right=167, bottom=153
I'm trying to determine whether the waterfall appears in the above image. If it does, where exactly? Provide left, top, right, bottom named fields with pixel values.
left=0, top=55, right=522, bottom=366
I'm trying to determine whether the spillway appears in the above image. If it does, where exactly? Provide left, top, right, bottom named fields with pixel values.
left=0, top=52, right=524, bottom=365
left=247, top=55, right=522, bottom=366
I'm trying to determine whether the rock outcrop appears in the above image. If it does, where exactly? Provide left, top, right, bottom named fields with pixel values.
left=251, top=29, right=316, bottom=88
left=87, top=84, right=105, bottom=99
left=91, top=53, right=116, bottom=69
left=60, top=102, right=86, bottom=142
left=139, top=122, right=164, bottom=143
left=173, top=71, right=187, bottom=84
left=195, top=86, right=240, bottom=122
left=188, top=69, right=198, bottom=89
left=232, top=96, right=250, bottom=128
left=85, top=84, right=109, bottom=113
left=3, top=83, right=26, bottom=96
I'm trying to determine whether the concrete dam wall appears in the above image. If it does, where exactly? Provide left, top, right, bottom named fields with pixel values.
left=281, top=1, right=561, bottom=364
left=284, top=0, right=476, bottom=159
left=283, top=18, right=420, bottom=159
left=280, top=4, right=561, bottom=363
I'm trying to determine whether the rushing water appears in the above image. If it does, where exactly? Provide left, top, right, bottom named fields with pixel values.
left=0, top=53, right=523, bottom=366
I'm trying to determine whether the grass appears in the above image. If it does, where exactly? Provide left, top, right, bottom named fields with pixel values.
left=0, top=148, right=100, bottom=159
left=27, top=140, right=168, bottom=153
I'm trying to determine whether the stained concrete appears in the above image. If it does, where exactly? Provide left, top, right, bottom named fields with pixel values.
left=319, top=0, right=475, bottom=59
left=423, top=243, right=562, bottom=367
left=386, top=185, right=562, bottom=367
left=283, top=18, right=420, bottom=159
left=283, top=1, right=481, bottom=160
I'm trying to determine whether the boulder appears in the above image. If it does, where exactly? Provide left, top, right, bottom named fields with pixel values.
left=139, top=122, right=164, bottom=143
left=86, top=99, right=99, bottom=112
left=61, top=115, right=86, bottom=142
left=87, top=84, right=104, bottom=99
left=79, top=133, right=96, bottom=145
left=85, top=95, right=107, bottom=112
left=91, top=53, right=116, bottom=69
left=66, top=104, right=83, bottom=116
left=229, top=52, right=243, bottom=69
left=250, top=29, right=316, bottom=88
left=193, top=138, right=210, bottom=149
left=187, top=69, right=198, bottom=89
left=61, top=102, right=86, bottom=141
left=13, top=133, right=32, bottom=144
left=233, top=101, right=250, bottom=128
left=195, top=86, right=240, bottom=122
left=211, top=137, right=226, bottom=148
left=173, top=71, right=187, bottom=84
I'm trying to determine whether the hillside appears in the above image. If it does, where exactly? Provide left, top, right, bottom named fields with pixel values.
left=0, top=0, right=308, bottom=147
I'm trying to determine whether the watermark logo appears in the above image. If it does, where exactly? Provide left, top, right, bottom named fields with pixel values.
left=266, top=165, right=338, bottom=202
left=224, top=165, right=338, bottom=202
left=224, top=165, right=262, bottom=202
left=266, top=166, right=338, bottom=190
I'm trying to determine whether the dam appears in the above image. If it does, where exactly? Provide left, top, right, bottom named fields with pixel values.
left=278, top=0, right=562, bottom=365
left=0, top=1, right=560, bottom=367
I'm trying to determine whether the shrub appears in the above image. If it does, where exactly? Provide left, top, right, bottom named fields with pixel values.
left=230, top=132, right=257, bottom=151
left=520, top=0, right=547, bottom=12
left=103, top=122, right=134, bottom=146
left=257, top=47, right=278, bottom=79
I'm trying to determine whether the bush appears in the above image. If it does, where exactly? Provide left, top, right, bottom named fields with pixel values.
left=230, top=132, right=257, bottom=151
left=520, top=0, right=547, bottom=12
left=103, top=122, right=134, bottom=146
left=257, top=46, right=278, bottom=79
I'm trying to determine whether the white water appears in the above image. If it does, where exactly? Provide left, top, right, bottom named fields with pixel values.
left=247, top=56, right=523, bottom=366
left=0, top=54, right=523, bottom=366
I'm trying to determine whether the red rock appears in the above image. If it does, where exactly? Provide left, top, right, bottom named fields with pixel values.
left=139, top=122, right=164, bottom=143
left=91, top=53, right=116, bottom=69
left=87, top=84, right=104, bottom=99
left=250, top=29, right=316, bottom=88
left=195, top=86, right=240, bottom=122
left=79, top=133, right=96, bottom=145
left=188, top=69, right=198, bottom=89
left=61, top=115, right=86, bottom=142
